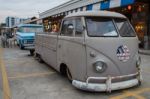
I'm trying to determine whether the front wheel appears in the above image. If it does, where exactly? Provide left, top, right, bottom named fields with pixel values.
left=19, top=44, right=24, bottom=50
left=30, top=50, right=35, bottom=56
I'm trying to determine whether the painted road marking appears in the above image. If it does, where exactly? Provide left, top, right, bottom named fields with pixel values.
left=4, top=58, right=34, bottom=63
left=0, top=48, right=11, bottom=99
left=110, top=88, right=150, bottom=99
left=4, top=59, right=35, bottom=65
left=8, top=72, right=55, bottom=79
left=142, top=69, right=150, bottom=74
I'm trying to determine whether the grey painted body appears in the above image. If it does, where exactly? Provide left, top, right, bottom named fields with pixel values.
left=35, top=11, right=141, bottom=92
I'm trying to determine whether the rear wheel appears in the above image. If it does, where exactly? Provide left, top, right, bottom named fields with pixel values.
left=66, top=67, right=72, bottom=83
left=37, top=54, right=44, bottom=63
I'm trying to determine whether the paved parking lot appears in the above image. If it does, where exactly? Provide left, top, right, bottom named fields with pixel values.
left=0, top=46, right=150, bottom=99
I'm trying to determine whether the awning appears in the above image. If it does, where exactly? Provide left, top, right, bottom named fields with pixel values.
left=40, top=0, right=135, bottom=19
left=89, top=0, right=135, bottom=11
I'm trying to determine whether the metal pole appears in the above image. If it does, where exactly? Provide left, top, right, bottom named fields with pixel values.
left=144, top=4, right=149, bottom=49
left=148, top=5, right=150, bottom=49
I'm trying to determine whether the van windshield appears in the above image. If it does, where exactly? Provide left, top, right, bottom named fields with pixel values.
left=85, top=17, right=136, bottom=37
left=18, top=26, right=43, bottom=33
left=86, top=17, right=118, bottom=37
left=114, top=18, right=136, bottom=37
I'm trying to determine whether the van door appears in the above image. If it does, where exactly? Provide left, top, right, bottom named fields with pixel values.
left=43, top=34, right=58, bottom=68
left=57, top=17, right=87, bottom=81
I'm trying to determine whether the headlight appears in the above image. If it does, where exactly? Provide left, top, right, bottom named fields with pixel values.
left=24, top=40, right=27, bottom=44
left=136, top=56, right=141, bottom=67
left=93, top=61, right=107, bottom=73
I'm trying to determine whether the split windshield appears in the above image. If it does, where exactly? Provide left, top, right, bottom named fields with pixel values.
left=114, top=18, right=136, bottom=37
left=85, top=17, right=136, bottom=37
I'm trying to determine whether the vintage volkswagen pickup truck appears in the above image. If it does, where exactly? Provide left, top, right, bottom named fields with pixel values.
left=35, top=11, right=142, bottom=92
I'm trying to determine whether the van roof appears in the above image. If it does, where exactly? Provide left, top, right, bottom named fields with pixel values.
left=65, top=11, right=126, bottom=19
left=17, top=24, right=43, bottom=27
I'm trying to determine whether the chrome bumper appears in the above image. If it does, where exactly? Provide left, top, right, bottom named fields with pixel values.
left=72, top=72, right=141, bottom=92
left=23, top=44, right=34, bottom=47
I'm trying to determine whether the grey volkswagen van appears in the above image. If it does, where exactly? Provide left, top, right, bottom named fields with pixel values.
left=35, top=11, right=142, bottom=92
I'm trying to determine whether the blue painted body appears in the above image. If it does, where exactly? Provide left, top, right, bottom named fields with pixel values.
left=16, top=24, right=43, bottom=49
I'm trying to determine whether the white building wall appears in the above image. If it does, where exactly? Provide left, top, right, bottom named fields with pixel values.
left=5, top=17, right=26, bottom=28
left=40, top=0, right=135, bottom=19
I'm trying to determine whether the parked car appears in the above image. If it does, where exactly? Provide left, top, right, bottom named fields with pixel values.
left=35, top=11, right=142, bottom=92
left=16, top=24, right=43, bottom=49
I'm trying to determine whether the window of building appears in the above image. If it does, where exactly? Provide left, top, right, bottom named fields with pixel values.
left=71, top=10, right=73, bottom=13
left=75, top=8, right=78, bottom=12
left=43, top=16, right=64, bottom=33
left=80, top=7, right=83, bottom=11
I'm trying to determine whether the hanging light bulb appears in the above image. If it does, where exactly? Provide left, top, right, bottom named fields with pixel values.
left=128, top=5, right=132, bottom=10
left=138, top=6, right=142, bottom=12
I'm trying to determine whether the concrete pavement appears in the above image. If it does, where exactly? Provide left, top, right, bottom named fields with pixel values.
left=0, top=46, right=150, bottom=99
left=139, top=49, right=150, bottom=55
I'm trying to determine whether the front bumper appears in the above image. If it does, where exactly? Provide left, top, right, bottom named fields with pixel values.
left=72, top=72, right=141, bottom=92
left=22, top=39, right=34, bottom=47
left=23, top=44, right=34, bottom=47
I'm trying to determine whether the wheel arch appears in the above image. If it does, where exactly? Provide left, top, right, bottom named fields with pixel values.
left=59, top=63, right=67, bottom=76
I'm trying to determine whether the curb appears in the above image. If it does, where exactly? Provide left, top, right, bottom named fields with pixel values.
left=139, top=50, right=150, bottom=55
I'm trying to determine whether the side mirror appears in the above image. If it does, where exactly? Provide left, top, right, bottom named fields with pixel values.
left=68, top=24, right=74, bottom=30
left=68, top=24, right=74, bottom=33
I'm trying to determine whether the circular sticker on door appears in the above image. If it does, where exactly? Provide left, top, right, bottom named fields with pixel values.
left=116, top=45, right=130, bottom=62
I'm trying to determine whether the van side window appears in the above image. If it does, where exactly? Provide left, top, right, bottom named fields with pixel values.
left=61, top=19, right=75, bottom=36
left=75, top=18, right=83, bottom=37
